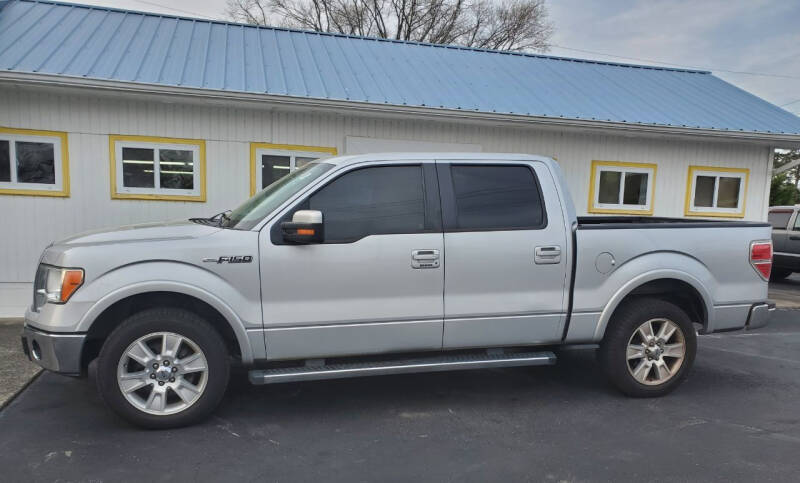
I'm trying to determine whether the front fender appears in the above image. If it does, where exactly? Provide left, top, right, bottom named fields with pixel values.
left=74, top=261, right=262, bottom=363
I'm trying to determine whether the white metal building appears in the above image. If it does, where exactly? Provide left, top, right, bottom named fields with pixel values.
left=1, top=0, right=800, bottom=316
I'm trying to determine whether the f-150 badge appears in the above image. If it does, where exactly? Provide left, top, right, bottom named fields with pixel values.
left=202, top=256, right=253, bottom=264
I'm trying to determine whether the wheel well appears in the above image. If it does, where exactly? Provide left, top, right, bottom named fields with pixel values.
left=615, top=279, right=707, bottom=331
left=81, top=291, right=242, bottom=371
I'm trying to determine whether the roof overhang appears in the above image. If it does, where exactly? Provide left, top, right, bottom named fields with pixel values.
left=2, top=71, right=800, bottom=148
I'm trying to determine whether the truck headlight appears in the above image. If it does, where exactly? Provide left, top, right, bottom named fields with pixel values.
left=33, top=264, right=84, bottom=311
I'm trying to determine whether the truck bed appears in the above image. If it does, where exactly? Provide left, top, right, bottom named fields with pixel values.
left=577, top=216, right=771, bottom=229
left=565, top=216, right=772, bottom=341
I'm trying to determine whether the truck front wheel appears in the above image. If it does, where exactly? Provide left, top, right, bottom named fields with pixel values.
left=599, top=298, right=696, bottom=397
left=96, top=308, right=230, bottom=429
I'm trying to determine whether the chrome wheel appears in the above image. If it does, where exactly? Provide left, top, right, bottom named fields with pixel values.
left=626, top=318, right=686, bottom=386
left=117, top=332, right=208, bottom=416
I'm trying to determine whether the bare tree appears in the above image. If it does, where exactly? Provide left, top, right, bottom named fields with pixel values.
left=226, top=0, right=553, bottom=52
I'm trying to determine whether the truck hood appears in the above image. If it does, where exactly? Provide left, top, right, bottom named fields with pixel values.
left=52, top=220, right=222, bottom=248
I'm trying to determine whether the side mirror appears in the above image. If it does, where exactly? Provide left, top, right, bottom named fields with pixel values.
left=281, top=210, right=324, bottom=244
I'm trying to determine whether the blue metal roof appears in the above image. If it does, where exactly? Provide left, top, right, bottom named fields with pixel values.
left=2, top=0, right=800, bottom=135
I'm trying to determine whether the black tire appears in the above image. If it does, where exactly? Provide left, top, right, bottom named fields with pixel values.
left=96, top=307, right=230, bottom=429
left=770, top=269, right=792, bottom=281
left=599, top=297, right=696, bottom=398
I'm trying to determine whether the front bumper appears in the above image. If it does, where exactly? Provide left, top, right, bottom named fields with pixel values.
left=746, top=301, right=775, bottom=330
left=20, top=325, right=85, bottom=376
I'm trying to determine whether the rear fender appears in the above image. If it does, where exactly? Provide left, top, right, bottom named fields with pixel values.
left=591, top=253, right=715, bottom=341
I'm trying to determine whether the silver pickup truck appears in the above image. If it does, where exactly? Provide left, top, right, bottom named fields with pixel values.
left=22, top=153, right=774, bottom=428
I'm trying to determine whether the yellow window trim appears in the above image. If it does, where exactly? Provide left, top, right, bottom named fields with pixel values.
left=684, top=165, right=749, bottom=218
left=587, top=160, right=657, bottom=215
left=109, top=134, right=206, bottom=202
left=249, top=142, right=337, bottom=196
left=0, top=126, right=70, bottom=197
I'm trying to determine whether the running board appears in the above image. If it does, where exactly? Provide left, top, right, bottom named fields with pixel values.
left=248, top=350, right=556, bottom=385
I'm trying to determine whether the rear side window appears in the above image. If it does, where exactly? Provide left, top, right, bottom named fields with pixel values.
left=449, top=165, right=545, bottom=230
left=308, top=166, right=426, bottom=243
left=769, top=211, right=792, bottom=229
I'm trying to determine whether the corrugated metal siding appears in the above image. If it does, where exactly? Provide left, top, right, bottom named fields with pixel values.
left=1, top=0, right=800, bottom=135
left=0, top=87, right=770, bottom=286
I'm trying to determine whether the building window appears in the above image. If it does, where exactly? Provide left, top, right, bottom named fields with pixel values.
left=250, top=143, right=337, bottom=195
left=685, top=166, right=748, bottom=218
left=588, top=161, right=656, bottom=215
left=0, top=127, right=69, bottom=197
left=110, top=135, right=205, bottom=201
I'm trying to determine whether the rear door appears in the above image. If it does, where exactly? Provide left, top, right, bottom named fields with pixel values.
left=259, top=161, right=445, bottom=359
left=770, top=208, right=796, bottom=270
left=781, top=210, right=800, bottom=270
left=438, top=160, right=569, bottom=348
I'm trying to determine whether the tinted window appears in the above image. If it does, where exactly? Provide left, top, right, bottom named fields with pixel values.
left=769, top=211, right=792, bottom=229
left=694, top=176, right=715, bottom=207
left=623, top=172, right=648, bottom=205
left=262, top=154, right=290, bottom=187
left=0, top=140, right=9, bottom=182
left=309, top=166, right=426, bottom=243
left=159, top=149, right=194, bottom=189
left=598, top=170, right=621, bottom=204
left=450, top=165, right=544, bottom=230
left=122, top=147, right=155, bottom=188
left=717, top=177, right=741, bottom=208
left=16, top=141, right=55, bottom=184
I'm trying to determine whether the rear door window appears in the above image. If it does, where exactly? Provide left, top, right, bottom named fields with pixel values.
left=445, top=165, right=546, bottom=231
left=769, top=211, right=792, bottom=229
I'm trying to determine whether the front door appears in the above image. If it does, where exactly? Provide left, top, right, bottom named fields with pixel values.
left=259, top=162, right=444, bottom=360
left=438, top=161, right=569, bottom=348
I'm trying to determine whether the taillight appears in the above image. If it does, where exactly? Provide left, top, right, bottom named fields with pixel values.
left=750, top=240, right=772, bottom=281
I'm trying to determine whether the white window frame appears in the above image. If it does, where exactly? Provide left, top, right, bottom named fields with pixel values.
left=0, top=131, right=66, bottom=195
left=112, top=137, right=203, bottom=200
left=250, top=143, right=337, bottom=195
left=255, top=148, right=329, bottom=190
left=686, top=166, right=748, bottom=217
left=589, top=161, right=656, bottom=215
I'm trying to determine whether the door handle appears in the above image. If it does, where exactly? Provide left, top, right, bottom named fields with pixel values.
left=411, top=249, right=440, bottom=269
left=790, top=235, right=800, bottom=241
left=534, top=246, right=561, bottom=264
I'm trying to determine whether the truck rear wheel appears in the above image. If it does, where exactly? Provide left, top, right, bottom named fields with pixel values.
left=96, top=308, right=230, bottom=429
left=599, top=298, right=696, bottom=397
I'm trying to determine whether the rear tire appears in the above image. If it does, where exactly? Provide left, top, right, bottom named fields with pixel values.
left=96, top=308, right=230, bottom=429
left=770, top=269, right=792, bottom=281
left=599, top=298, right=696, bottom=397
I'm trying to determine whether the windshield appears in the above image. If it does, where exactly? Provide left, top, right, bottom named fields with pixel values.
left=221, top=163, right=334, bottom=230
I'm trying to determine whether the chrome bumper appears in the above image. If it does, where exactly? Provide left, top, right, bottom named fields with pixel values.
left=746, top=302, right=775, bottom=330
left=20, top=325, right=85, bottom=376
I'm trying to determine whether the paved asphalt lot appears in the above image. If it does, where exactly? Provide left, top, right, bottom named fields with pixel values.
left=768, top=273, right=800, bottom=308
left=1, top=310, right=799, bottom=482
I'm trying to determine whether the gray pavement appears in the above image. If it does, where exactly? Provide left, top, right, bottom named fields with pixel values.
left=1, top=310, right=799, bottom=482
left=0, top=318, right=39, bottom=409
left=768, top=273, right=800, bottom=308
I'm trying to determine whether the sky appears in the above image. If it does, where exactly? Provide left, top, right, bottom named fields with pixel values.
left=71, top=0, right=800, bottom=116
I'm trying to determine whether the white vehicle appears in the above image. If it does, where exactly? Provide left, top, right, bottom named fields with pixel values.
left=22, top=153, right=774, bottom=428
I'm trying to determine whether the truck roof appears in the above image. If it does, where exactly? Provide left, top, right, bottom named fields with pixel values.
left=320, top=152, right=557, bottom=168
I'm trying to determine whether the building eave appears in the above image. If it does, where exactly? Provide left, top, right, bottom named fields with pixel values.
left=2, top=71, right=800, bottom=147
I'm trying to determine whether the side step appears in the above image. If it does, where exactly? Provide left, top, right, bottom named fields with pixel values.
left=248, top=350, right=556, bottom=385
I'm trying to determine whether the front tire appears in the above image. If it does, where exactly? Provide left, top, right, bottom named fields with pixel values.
left=599, top=298, right=696, bottom=397
left=96, top=308, right=230, bottom=429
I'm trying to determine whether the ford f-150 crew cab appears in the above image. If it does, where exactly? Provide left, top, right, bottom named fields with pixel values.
left=21, top=153, right=775, bottom=428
